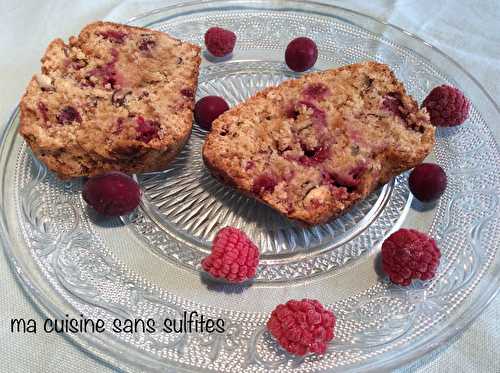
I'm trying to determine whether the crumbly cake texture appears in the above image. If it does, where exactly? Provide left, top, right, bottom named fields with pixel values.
left=20, top=21, right=201, bottom=179
left=203, top=61, right=435, bottom=225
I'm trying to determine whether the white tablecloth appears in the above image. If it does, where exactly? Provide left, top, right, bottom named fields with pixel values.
left=0, top=1, right=498, bottom=372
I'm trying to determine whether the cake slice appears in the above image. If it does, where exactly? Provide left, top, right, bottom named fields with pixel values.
left=203, top=61, right=435, bottom=225
left=20, top=21, right=201, bottom=179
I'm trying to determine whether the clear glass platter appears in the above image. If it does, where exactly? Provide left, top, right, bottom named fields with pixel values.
left=1, top=1, right=499, bottom=372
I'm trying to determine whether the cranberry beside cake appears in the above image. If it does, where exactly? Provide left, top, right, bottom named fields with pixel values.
left=203, top=61, right=435, bottom=225
left=20, top=21, right=201, bottom=179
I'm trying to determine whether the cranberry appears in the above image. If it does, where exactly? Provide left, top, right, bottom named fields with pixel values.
left=302, top=83, right=330, bottom=101
left=285, top=37, right=318, bottom=72
left=57, top=106, right=81, bottom=124
left=299, top=145, right=330, bottom=166
left=252, top=174, right=278, bottom=195
left=136, top=116, right=160, bottom=143
left=98, top=30, right=127, bottom=44
left=88, top=49, right=121, bottom=88
left=204, top=27, right=236, bottom=57
left=409, top=163, right=447, bottom=202
left=194, top=96, right=229, bottom=130
left=180, top=88, right=194, bottom=98
left=383, top=92, right=404, bottom=118
left=285, top=105, right=300, bottom=120
left=83, top=172, right=141, bottom=217
left=138, top=37, right=156, bottom=52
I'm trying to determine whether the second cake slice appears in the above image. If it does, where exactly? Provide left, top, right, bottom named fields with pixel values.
left=203, top=61, right=435, bottom=225
left=20, top=21, right=201, bottom=179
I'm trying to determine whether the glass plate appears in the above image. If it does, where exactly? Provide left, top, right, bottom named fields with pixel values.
left=1, top=1, right=499, bottom=372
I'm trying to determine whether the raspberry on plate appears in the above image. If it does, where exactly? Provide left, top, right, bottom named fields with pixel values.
left=409, top=163, right=447, bottom=202
left=422, top=85, right=470, bottom=127
left=204, top=27, right=236, bottom=57
left=285, top=37, right=318, bottom=72
left=267, top=299, right=336, bottom=356
left=381, top=229, right=441, bottom=286
left=201, top=227, right=260, bottom=283
left=82, top=172, right=141, bottom=217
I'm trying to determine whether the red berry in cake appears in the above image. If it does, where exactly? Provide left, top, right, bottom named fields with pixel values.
left=136, top=116, right=160, bottom=143
left=138, top=36, right=156, bottom=52
left=57, top=106, right=81, bottom=125
left=252, top=173, right=278, bottom=195
left=381, top=229, right=440, bottom=286
left=82, top=172, right=141, bottom=217
left=422, top=85, right=470, bottom=127
left=204, top=27, right=236, bottom=57
left=299, top=145, right=330, bottom=166
left=285, top=37, right=318, bottom=72
left=267, top=299, right=336, bottom=356
left=194, top=96, right=229, bottom=130
left=201, top=227, right=260, bottom=283
left=98, top=30, right=127, bottom=44
left=382, top=92, right=404, bottom=118
left=409, top=163, right=447, bottom=202
left=302, top=82, right=330, bottom=101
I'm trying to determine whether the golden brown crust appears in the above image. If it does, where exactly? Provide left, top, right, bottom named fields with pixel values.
left=203, top=61, right=435, bottom=225
left=20, top=21, right=201, bottom=179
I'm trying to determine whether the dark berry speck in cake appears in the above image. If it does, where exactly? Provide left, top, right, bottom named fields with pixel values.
left=302, top=83, right=330, bottom=101
left=136, top=116, right=160, bottom=143
left=57, top=106, right=81, bottom=124
left=252, top=174, right=278, bottom=195
left=98, top=30, right=127, bottom=44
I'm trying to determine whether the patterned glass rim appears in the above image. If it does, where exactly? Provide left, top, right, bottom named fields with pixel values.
left=0, top=1, right=498, bottom=372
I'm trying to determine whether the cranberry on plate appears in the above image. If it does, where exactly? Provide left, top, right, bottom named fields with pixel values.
left=194, top=96, right=229, bottom=130
left=285, top=37, right=318, bottom=72
left=82, top=172, right=141, bottom=217
left=409, top=163, right=447, bottom=202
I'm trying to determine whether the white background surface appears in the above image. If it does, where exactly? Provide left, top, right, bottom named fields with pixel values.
left=0, top=1, right=498, bottom=372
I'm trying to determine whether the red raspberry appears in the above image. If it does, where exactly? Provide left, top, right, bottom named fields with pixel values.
left=204, top=27, right=236, bottom=57
left=267, top=299, right=336, bottom=356
left=252, top=173, right=278, bottom=195
left=136, top=116, right=160, bottom=143
left=57, top=106, right=81, bottom=125
left=382, top=229, right=441, bottom=286
left=201, top=227, right=259, bottom=283
left=422, top=85, right=470, bottom=127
